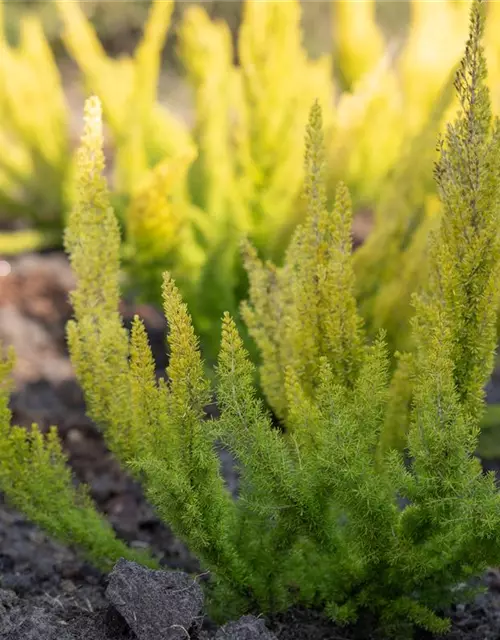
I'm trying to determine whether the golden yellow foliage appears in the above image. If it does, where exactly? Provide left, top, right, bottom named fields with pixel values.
left=332, top=0, right=385, bottom=89
left=0, top=0, right=69, bottom=233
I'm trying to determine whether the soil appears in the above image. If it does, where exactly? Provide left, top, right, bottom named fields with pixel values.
left=2, top=251, right=500, bottom=639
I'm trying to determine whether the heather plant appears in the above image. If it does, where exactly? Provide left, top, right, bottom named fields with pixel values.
left=0, top=0, right=71, bottom=253
left=57, top=0, right=336, bottom=359
left=0, top=2, right=490, bottom=637
left=175, top=0, right=337, bottom=357
left=337, top=0, right=500, bottom=359
left=0, top=347, right=157, bottom=571
left=55, top=0, right=500, bottom=365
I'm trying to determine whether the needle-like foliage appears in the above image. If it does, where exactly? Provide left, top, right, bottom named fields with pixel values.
left=0, top=346, right=155, bottom=571
left=242, top=100, right=364, bottom=421
left=2, top=2, right=500, bottom=637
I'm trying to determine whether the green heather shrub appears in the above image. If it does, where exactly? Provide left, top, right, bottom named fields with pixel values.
left=2, top=2, right=500, bottom=637
left=0, top=349, right=157, bottom=572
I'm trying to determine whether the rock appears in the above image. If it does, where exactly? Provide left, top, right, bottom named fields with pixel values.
left=106, top=558, right=204, bottom=640
left=215, top=615, right=278, bottom=640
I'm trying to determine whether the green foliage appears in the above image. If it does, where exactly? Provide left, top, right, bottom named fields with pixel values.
left=2, top=3, right=500, bottom=638
left=242, top=101, right=364, bottom=421
left=0, top=0, right=484, bottom=360
left=0, top=97, right=158, bottom=572
left=60, top=3, right=500, bottom=635
left=57, top=0, right=193, bottom=199
left=0, top=346, right=156, bottom=571
left=64, top=96, right=146, bottom=466
left=430, top=6, right=500, bottom=425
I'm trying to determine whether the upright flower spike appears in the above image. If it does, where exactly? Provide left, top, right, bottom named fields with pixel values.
left=14, top=15, right=69, bottom=169
left=65, top=96, right=120, bottom=319
left=236, top=0, right=334, bottom=254
left=240, top=240, right=285, bottom=416
left=162, top=271, right=211, bottom=420
left=424, top=0, right=500, bottom=424
left=64, top=96, right=134, bottom=464
left=58, top=0, right=193, bottom=200
left=353, top=67, right=457, bottom=357
left=56, top=0, right=130, bottom=134
left=133, top=0, right=174, bottom=115
left=294, top=101, right=366, bottom=387
left=115, top=0, right=176, bottom=192
left=243, top=101, right=364, bottom=420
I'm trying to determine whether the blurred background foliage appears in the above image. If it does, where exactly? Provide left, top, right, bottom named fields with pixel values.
left=1, top=1, right=409, bottom=61
left=3, top=0, right=500, bottom=451
left=0, top=1, right=491, bottom=344
left=0, top=0, right=499, bottom=371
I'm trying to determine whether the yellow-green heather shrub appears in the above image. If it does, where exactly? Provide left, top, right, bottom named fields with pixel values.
left=230, top=0, right=335, bottom=253
left=352, top=0, right=500, bottom=436
left=351, top=0, right=500, bottom=356
left=0, top=3, right=497, bottom=637
left=329, top=0, right=482, bottom=208
left=0, top=0, right=70, bottom=252
left=0, top=347, right=156, bottom=570
left=242, top=102, right=364, bottom=422
left=174, top=0, right=336, bottom=354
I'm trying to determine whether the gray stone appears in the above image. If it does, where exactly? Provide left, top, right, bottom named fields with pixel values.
left=106, top=558, right=204, bottom=640
left=215, top=615, right=277, bottom=640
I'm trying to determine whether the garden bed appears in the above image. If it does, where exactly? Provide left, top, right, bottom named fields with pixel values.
left=2, top=251, right=500, bottom=640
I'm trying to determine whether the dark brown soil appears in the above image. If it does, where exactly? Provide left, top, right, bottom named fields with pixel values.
left=2, top=251, right=500, bottom=639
